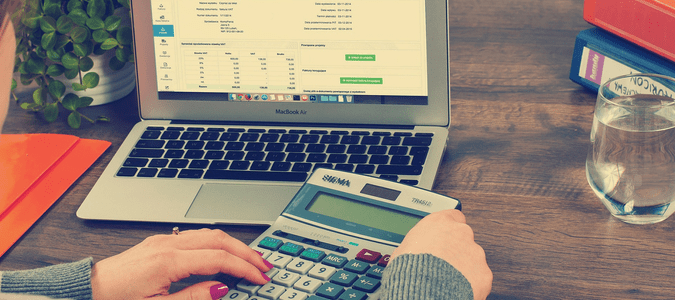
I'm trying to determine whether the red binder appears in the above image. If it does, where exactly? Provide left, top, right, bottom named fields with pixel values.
left=584, top=0, right=675, bottom=63
left=0, top=134, right=110, bottom=257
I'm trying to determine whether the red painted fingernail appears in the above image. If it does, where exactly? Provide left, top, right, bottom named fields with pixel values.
left=261, top=272, right=271, bottom=282
left=210, top=283, right=229, bottom=300
left=255, top=250, right=263, bottom=256
left=263, top=259, right=274, bottom=269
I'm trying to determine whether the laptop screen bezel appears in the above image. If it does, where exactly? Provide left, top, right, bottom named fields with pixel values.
left=131, top=0, right=450, bottom=127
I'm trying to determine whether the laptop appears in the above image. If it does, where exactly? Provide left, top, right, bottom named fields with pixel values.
left=76, top=0, right=451, bottom=225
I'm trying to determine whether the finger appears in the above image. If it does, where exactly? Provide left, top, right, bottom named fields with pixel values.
left=166, top=229, right=272, bottom=272
left=156, top=281, right=229, bottom=300
left=172, top=249, right=271, bottom=285
left=441, top=209, right=466, bottom=224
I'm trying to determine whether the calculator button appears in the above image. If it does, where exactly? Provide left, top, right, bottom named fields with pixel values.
left=236, top=279, right=262, bottom=294
left=279, top=289, right=308, bottom=300
left=223, top=290, right=249, bottom=300
left=321, top=254, right=348, bottom=268
left=259, top=237, right=284, bottom=251
left=249, top=297, right=266, bottom=300
left=365, top=265, right=385, bottom=279
left=300, top=248, right=326, bottom=262
left=338, top=289, right=368, bottom=300
left=273, top=271, right=301, bottom=287
left=352, top=276, right=380, bottom=293
left=293, top=276, right=323, bottom=293
left=268, top=253, right=294, bottom=268
left=308, top=265, right=337, bottom=280
left=329, top=270, right=358, bottom=287
left=279, top=242, right=305, bottom=256
left=377, top=254, right=390, bottom=267
left=316, top=282, right=345, bottom=300
left=252, top=247, right=272, bottom=259
left=258, top=282, right=286, bottom=299
left=343, top=260, right=369, bottom=274
left=266, top=268, right=280, bottom=279
left=287, top=258, right=314, bottom=274
left=355, top=249, right=381, bottom=264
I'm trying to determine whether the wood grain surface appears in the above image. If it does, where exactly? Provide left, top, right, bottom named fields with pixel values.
left=2, top=0, right=674, bottom=299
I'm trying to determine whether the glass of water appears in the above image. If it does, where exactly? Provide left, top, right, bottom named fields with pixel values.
left=586, top=73, right=675, bottom=224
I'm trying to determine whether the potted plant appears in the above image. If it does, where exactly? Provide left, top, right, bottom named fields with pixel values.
left=12, top=0, right=134, bottom=128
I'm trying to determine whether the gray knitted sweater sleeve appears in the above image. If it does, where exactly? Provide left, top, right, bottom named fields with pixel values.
left=0, top=258, right=93, bottom=300
left=377, top=253, right=474, bottom=300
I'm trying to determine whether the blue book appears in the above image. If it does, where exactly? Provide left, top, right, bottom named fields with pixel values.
left=570, top=27, right=675, bottom=92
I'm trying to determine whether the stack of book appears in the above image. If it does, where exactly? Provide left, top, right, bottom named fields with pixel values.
left=570, top=0, right=675, bottom=91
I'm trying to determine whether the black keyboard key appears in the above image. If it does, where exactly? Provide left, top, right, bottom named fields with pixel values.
left=415, top=132, right=434, bottom=137
left=265, top=143, right=285, bottom=152
left=409, top=146, right=429, bottom=156
left=210, top=160, right=230, bottom=170
left=124, top=158, right=148, bottom=167
left=148, top=159, right=169, bottom=168
left=228, top=128, right=246, bottom=132
left=372, top=131, right=392, bottom=136
left=412, top=153, right=428, bottom=165
left=300, top=135, right=320, bottom=143
left=248, top=128, right=266, bottom=133
left=161, top=131, right=181, bottom=140
left=200, top=132, right=220, bottom=140
left=382, top=136, right=401, bottom=145
left=164, top=149, right=184, bottom=158
left=280, top=134, right=300, bottom=143
left=135, top=139, right=165, bottom=148
left=137, top=168, right=158, bottom=177
left=225, top=151, right=245, bottom=160
left=269, top=129, right=287, bottom=134
left=260, top=133, right=280, bottom=142
left=240, top=133, right=260, bottom=142
left=289, top=129, right=307, bottom=134
left=360, top=136, right=381, bottom=145
left=340, top=136, right=361, bottom=144
left=351, top=131, right=370, bottom=135
left=285, top=143, right=306, bottom=152
left=204, top=170, right=308, bottom=182
left=230, top=161, right=251, bottom=170
left=402, top=137, right=433, bottom=146
left=390, top=156, right=411, bottom=165
left=225, top=142, right=245, bottom=151
left=165, top=140, right=185, bottom=149
left=169, top=159, right=189, bottom=168
left=189, top=160, right=210, bottom=169
left=167, top=126, right=185, bottom=131
left=400, top=179, right=419, bottom=186
left=347, top=145, right=367, bottom=154
left=117, top=167, right=138, bottom=176
left=335, top=164, right=354, bottom=172
left=367, top=146, right=387, bottom=155
left=141, top=130, right=161, bottom=139
left=326, top=145, right=346, bottom=153
left=157, top=168, right=179, bottom=178
left=310, top=130, right=328, bottom=134
left=320, top=135, right=340, bottom=144
left=376, top=165, right=423, bottom=175
left=185, top=141, right=205, bottom=149
left=394, top=132, right=413, bottom=136
left=285, top=153, right=305, bottom=162
left=388, top=146, right=409, bottom=155
left=245, top=152, right=266, bottom=161
left=271, top=162, right=292, bottom=171
left=328, top=154, right=348, bottom=163
left=307, top=153, right=327, bottom=162
left=306, top=144, right=326, bottom=153
left=204, top=151, right=225, bottom=160
left=292, top=163, right=312, bottom=172
left=267, top=152, right=287, bottom=161
left=355, top=164, right=376, bottom=174
left=178, top=169, right=203, bottom=178
left=146, top=126, right=165, bottom=130
left=348, top=155, right=368, bottom=164
left=185, top=150, right=205, bottom=159
left=369, top=155, right=389, bottom=165
left=180, top=131, right=201, bottom=140
left=245, top=142, right=265, bottom=152
left=250, top=161, right=271, bottom=171
left=313, top=163, right=333, bottom=171
left=207, top=127, right=225, bottom=132
left=331, top=130, right=349, bottom=135
left=187, top=127, right=205, bottom=131
left=130, top=149, right=165, bottom=158
left=220, top=132, right=240, bottom=141
left=205, top=141, right=225, bottom=150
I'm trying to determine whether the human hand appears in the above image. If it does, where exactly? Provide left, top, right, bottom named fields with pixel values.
left=91, top=228, right=273, bottom=300
left=391, top=209, right=493, bottom=300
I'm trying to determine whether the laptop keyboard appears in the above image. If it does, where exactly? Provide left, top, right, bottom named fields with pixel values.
left=117, top=126, right=433, bottom=186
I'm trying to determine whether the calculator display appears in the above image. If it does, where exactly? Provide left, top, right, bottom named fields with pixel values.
left=305, top=191, right=422, bottom=236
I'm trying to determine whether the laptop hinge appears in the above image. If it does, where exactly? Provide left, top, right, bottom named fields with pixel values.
left=169, top=120, right=417, bottom=130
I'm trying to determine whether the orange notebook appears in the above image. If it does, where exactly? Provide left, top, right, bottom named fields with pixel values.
left=0, top=134, right=110, bottom=257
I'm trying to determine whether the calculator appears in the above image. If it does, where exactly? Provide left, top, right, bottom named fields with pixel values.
left=223, top=168, right=461, bottom=300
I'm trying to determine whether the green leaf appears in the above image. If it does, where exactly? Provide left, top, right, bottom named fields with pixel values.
left=46, top=49, right=62, bottom=61
left=46, top=64, right=65, bottom=77
left=68, top=9, right=89, bottom=26
left=21, top=102, right=40, bottom=111
left=62, top=93, right=79, bottom=110
left=87, top=0, right=106, bottom=19
left=73, top=42, right=92, bottom=57
left=100, top=38, right=118, bottom=50
left=97, top=115, right=111, bottom=122
left=116, top=26, right=133, bottom=46
left=68, top=111, right=82, bottom=128
left=40, top=16, right=57, bottom=33
left=92, top=29, right=109, bottom=43
left=64, top=67, right=80, bottom=79
left=43, top=0, right=63, bottom=19
left=11, top=78, right=16, bottom=91
left=83, top=72, right=100, bottom=88
left=117, top=0, right=130, bottom=9
left=115, top=46, right=131, bottom=63
left=48, top=80, right=66, bottom=99
left=79, top=56, right=94, bottom=72
left=61, top=53, right=80, bottom=69
left=44, top=103, right=59, bottom=122
left=104, top=15, right=121, bottom=31
left=32, top=88, right=45, bottom=105
left=79, top=96, right=94, bottom=108
left=67, top=0, right=83, bottom=12
left=70, top=26, right=90, bottom=44
left=108, top=56, right=125, bottom=71
left=86, top=17, right=105, bottom=30
left=26, top=57, right=45, bottom=74
left=56, top=16, right=75, bottom=34
left=41, top=31, right=57, bottom=49
left=21, top=14, right=42, bottom=29
left=72, top=82, right=87, bottom=91
left=54, top=35, right=70, bottom=50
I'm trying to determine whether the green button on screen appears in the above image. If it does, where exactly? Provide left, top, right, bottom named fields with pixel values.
left=340, top=77, right=383, bottom=84
left=346, top=54, right=376, bottom=61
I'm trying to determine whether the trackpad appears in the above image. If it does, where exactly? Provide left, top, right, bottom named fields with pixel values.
left=186, top=183, right=300, bottom=225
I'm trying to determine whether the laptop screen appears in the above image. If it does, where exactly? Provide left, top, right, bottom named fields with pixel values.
left=149, top=0, right=428, bottom=106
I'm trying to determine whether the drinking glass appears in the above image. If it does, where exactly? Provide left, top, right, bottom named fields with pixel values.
left=586, top=73, right=675, bottom=224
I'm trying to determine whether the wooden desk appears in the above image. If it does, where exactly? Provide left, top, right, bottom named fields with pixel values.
left=2, top=0, right=674, bottom=299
